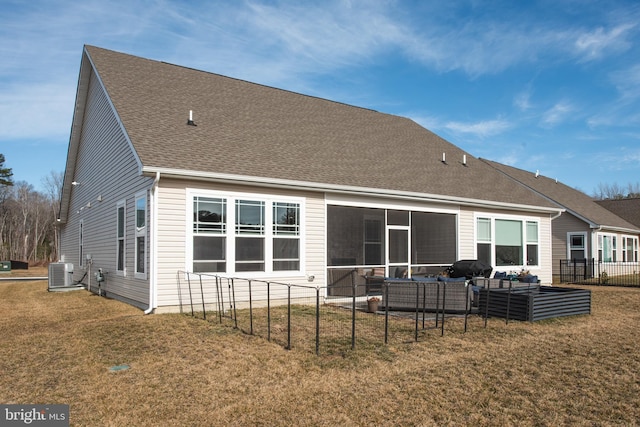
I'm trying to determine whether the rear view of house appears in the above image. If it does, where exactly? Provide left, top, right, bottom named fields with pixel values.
left=482, top=160, right=640, bottom=283
left=58, top=46, right=563, bottom=312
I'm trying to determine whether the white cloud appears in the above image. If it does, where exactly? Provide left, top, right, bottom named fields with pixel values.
left=610, top=63, right=640, bottom=100
left=514, top=89, right=533, bottom=111
left=574, top=23, right=635, bottom=61
left=443, top=118, right=511, bottom=139
left=540, top=101, right=574, bottom=127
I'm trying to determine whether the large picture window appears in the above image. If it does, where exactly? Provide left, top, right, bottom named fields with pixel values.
left=191, top=194, right=302, bottom=274
left=598, top=234, right=617, bottom=262
left=476, top=217, right=539, bottom=268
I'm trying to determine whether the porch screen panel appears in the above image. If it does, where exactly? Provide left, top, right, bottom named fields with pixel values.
left=411, top=212, right=456, bottom=264
left=495, top=219, right=523, bottom=266
left=327, top=206, right=384, bottom=266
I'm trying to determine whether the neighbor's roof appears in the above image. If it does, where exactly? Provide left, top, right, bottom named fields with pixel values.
left=482, top=159, right=640, bottom=233
left=74, top=45, right=560, bottom=211
left=596, top=198, right=640, bottom=229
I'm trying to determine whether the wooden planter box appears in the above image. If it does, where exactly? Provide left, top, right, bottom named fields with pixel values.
left=478, top=286, right=591, bottom=322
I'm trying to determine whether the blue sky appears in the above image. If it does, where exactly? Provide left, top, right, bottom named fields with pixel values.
left=1, top=0, right=639, bottom=195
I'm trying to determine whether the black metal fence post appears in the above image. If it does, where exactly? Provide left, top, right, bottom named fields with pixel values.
left=414, top=282, right=420, bottom=342
left=464, top=282, right=469, bottom=333
left=176, top=272, right=184, bottom=314
left=231, top=278, right=238, bottom=329
left=315, top=286, right=320, bottom=356
left=440, top=282, right=446, bottom=337
left=351, top=271, right=356, bottom=350
left=199, top=274, right=206, bottom=320
left=483, top=279, right=491, bottom=328
left=248, top=280, right=253, bottom=335
left=186, top=272, right=194, bottom=318
left=216, top=276, right=223, bottom=324
left=505, top=280, right=513, bottom=324
left=267, top=281, right=271, bottom=342
left=286, top=285, right=292, bottom=350
left=384, top=282, right=389, bottom=345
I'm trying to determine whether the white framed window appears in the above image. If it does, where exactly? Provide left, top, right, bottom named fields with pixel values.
left=189, top=191, right=303, bottom=275
left=116, top=199, right=126, bottom=275
left=79, top=220, right=84, bottom=268
left=193, top=196, right=227, bottom=273
left=598, top=233, right=617, bottom=263
left=273, top=202, right=300, bottom=271
left=567, top=232, right=587, bottom=260
left=135, top=191, right=147, bottom=279
left=475, top=216, right=540, bottom=268
left=622, top=236, right=639, bottom=263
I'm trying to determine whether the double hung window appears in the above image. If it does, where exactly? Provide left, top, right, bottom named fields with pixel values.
left=568, top=233, right=586, bottom=260
left=191, top=193, right=302, bottom=274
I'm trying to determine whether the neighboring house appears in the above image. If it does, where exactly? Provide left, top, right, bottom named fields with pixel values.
left=482, top=160, right=640, bottom=282
left=59, top=46, right=563, bottom=313
left=596, top=198, right=640, bottom=229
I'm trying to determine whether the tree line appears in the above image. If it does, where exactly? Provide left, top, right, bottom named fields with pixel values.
left=0, top=154, right=62, bottom=265
left=592, top=182, right=640, bottom=200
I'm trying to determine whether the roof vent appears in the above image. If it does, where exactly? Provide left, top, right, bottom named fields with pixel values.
left=462, top=154, right=467, bottom=166
left=442, top=152, right=446, bottom=164
left=535, top=170, right=539, bottom=178
left=187, top=110, right=197, bottom=126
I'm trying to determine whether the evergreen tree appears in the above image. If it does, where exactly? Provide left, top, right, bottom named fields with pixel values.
left=0, top=154, right=13, bottom=186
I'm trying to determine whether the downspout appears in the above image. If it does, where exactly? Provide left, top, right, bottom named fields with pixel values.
left=144, top=171, right=160, bottom=314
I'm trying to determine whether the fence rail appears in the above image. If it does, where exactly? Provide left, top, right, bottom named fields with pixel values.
left=176, top=270, right=593, bottom=355
left=559, top=259, right=640, bottom=286
left=176, top=271, right=486, bottom=355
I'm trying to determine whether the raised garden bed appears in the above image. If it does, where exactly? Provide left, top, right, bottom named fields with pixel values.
left=478, top=286, right=591, bottom=322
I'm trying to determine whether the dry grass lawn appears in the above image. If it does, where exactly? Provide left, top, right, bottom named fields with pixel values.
left=1, top=269, right=639, bottom=426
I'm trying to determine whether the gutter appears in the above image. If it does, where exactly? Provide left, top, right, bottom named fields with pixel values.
left=142, top=166, right=563, bottom=215
left=144, top=171, right=160, bottom=314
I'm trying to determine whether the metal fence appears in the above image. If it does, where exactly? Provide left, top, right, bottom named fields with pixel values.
left=176, top=270, right=480, bottom=355
left=559, top=259, right=640, bottom=286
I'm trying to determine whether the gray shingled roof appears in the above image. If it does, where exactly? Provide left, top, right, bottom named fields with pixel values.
left=82, top=46, right=558, bottom=210
left=482, top=159, right=640, bottom=232
left=596, top=198, right=640, bottom=228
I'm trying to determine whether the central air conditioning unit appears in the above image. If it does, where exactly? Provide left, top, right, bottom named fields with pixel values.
left=48, top=262, right=75, bottom=290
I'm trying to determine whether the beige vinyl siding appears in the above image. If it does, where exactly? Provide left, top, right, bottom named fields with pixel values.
left=154, top=178, right=326, bottom=310
left=551, top=213, right=590, bottom=280
left=458, top=207, right=476, bottom=260
left=59, top=68, right=153, bottom=308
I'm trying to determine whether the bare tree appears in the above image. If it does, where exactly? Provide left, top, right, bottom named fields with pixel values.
left=42, top=171, right=63, bottom=261
left=593, top=182, right=640, bottom=200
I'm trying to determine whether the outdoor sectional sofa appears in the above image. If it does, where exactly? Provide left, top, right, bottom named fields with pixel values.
left=381, top=276, right=472, bottom=313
